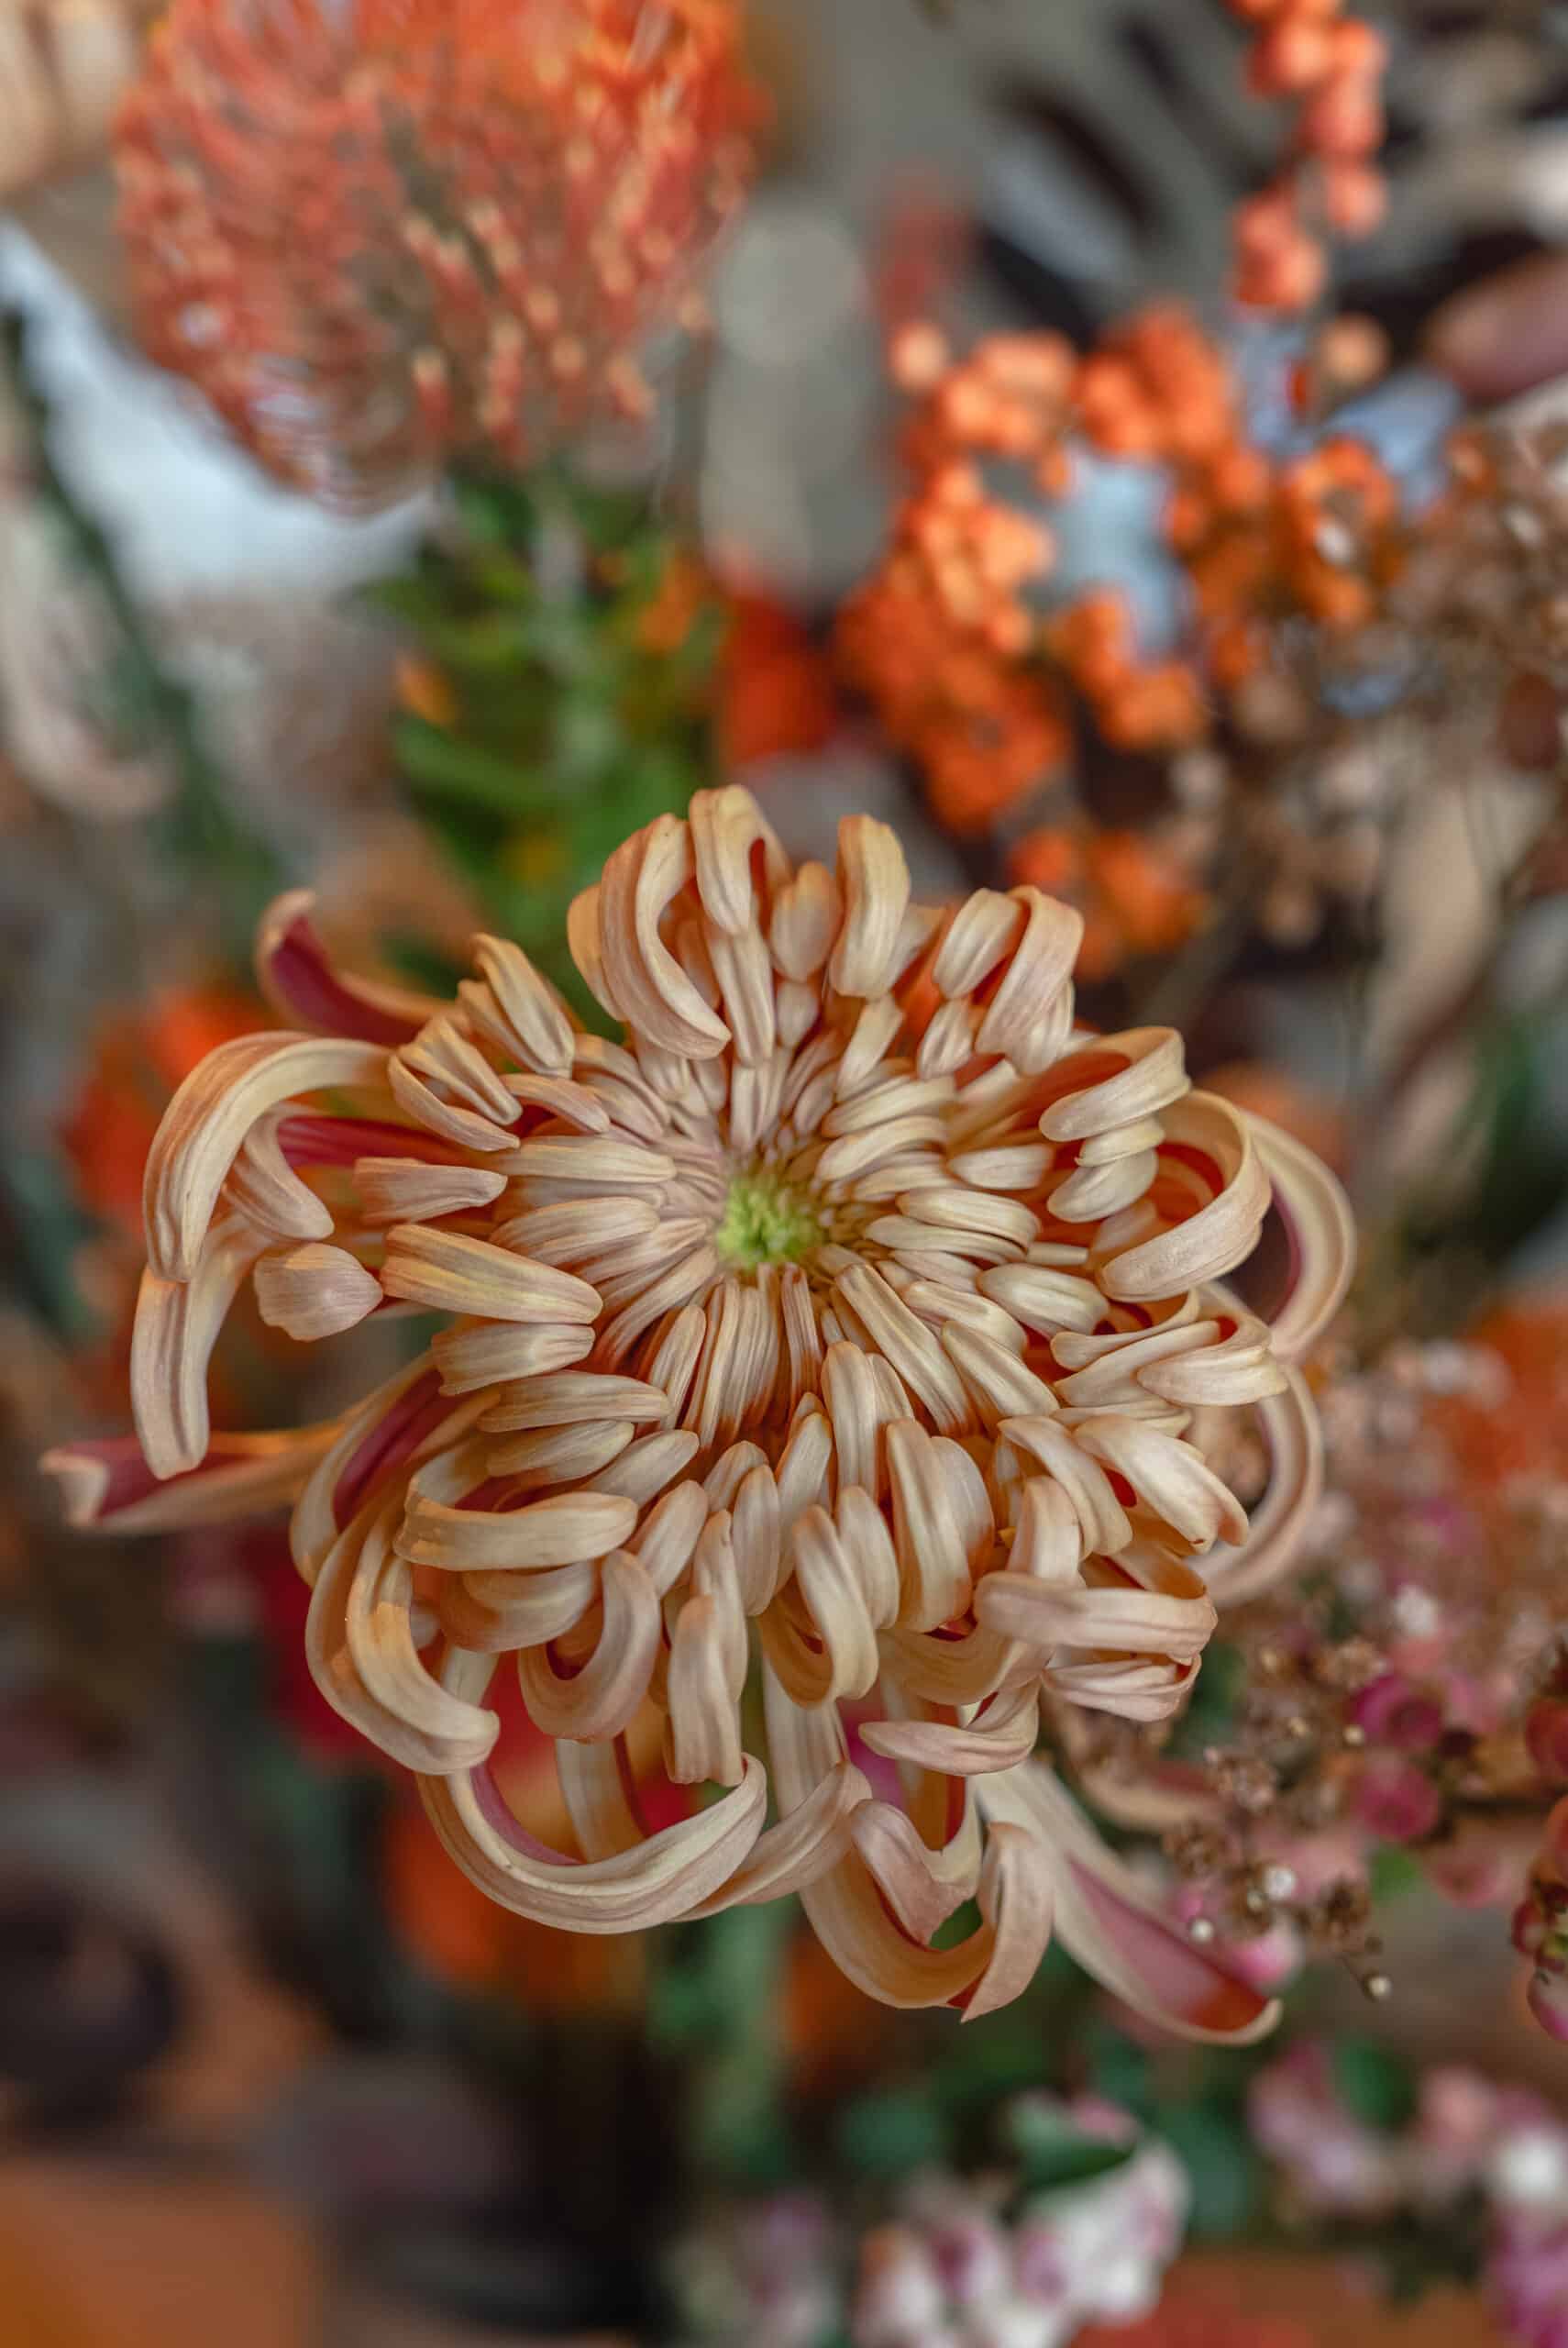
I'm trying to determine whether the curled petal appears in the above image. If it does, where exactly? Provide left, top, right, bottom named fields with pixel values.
left=309, top=1501, right=499, bottom=1771
left=396, top=1487, right=638, bottom=1572
left=859, top=1684, right=1040, bottom=1777
left=977, top=1556, right=1215, bottom=1665
left=1202, top=1366, right=1323, bottom=1607
left=977, top=1762, right=1279, bottom=2043
left=132, top=1213, right=268, bottom=1478
left=1099, top=1092, right=1273, bottom=1302
left=600, top=815, right=730, bottom=1058
left=515, top=1551, right=661, bottom=1741
left=686, top=1759, right=871, bottom=1916
left=1073, top=1418, right=1248, bottom=1549
left=1246, top=1110, right=1356, bottom=1363
left=690, top=782, right=790, bottom=936
left=291, top=1356, right=491, bottom=1578
left=144, top=1032, right=387, bottom=1281
left=419, top=1735, right=767, bottom=1933
left=255, top=891, right=437, bottom=1044
left=227, top=1111, right=336, bottom=1244
left=828, top=814, right=911, bottom=1001
left=43, top=1426, right=337, bottom=1532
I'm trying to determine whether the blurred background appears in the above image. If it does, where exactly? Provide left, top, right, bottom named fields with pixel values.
left=8, top=1, right=1568, bottom=2342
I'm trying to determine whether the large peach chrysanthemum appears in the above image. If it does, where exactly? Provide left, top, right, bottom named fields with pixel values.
left=48, top=789, right=1352, bottom=2027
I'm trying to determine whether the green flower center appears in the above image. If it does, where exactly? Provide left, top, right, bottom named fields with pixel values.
left=715, top=1168, right=825, bottom=1270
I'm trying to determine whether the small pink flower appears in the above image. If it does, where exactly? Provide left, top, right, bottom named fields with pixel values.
left=1353, top=1757, right=1443, bottom=1844
left=1351, top=1672, right=1445, bottom=1751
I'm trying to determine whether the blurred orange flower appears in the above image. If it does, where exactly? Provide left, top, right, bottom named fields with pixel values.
left=116, top=0, right=763, bottom=505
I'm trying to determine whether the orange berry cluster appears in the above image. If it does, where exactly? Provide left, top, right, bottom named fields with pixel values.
left=1226, top=0, right=1388, bottom=312
left=115, top=0, right=761, bottom=507
left=1008, top=822, right=1208, bottom=982
left=838, top=305, right=1403, bottom=834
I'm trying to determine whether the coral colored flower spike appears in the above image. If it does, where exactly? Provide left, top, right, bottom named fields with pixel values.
left=114, top=0, right=763, bottom=505
left=45, top=791, right=1353, bottom=2023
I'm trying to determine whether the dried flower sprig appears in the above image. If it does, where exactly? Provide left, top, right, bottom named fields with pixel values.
left=1223, top=0, right=1389, bottom=314
left=47, top=788, right=1353, bottom=2021
left=115, top=0, right=763, bottom=506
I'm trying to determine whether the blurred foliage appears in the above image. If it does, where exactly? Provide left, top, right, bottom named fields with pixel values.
left=369, top=468, right=726, bottom=1025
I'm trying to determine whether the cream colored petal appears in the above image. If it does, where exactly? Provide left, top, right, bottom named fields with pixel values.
left=463, top=936, right=576, bottom=1077
left=976, top=1762, right=1279, bottom=2043
left=977, top=1262, right=1105, bottom=1335
left=396, top=1489, right=638, bottom=1572
left=942, top=1325, right=1060, bottom=1427
left=354, top=1158, right=508, bottom=1225
left=600, top=815, right=731, bottom=1057
left=834, top=1265, right=970, bottom=1434
left=385, top=1056, right=515, bottom=1154
left=437, top=1559, right=601, bottom=1649
left=1037, top=1028, right=1190, bottom=1143
left=1201, top=1368, right=1322, bottom=1607
left=308, top=1501, right=499, bottom=1772
left=1099, top=1093, right=1272, bottom=1301
left=132, top=1213, right=268, bottom=1479
left=491, top=1197, right=658, bottom=1266
left=254, top=1242, right=381, bottom=1343
left=978, top=1557, right=1216, bottom=1663
left=689, top=783, right=790, bottom=934
left=828, top=814, right=911, bottom=1001
left=516, top=1552, right=661, bottom=1740
left=976, top=889, right=1083, bottom=1074
left=478, top=1373, right=668, bottom=1434
left=290, top=1356, right=490, bottom=1578
left=997, top=1417, right=1131, bottom=1556
left=685, top=1760, right=871, bottom=1917
left=482, top=1418, right=636, bottom=1482
left=565, top=885, right=624, bottom=1024
left=625, top=1479, right=709, bottom=1597
left=859, top=1685, right=1040, bottom=1778
left=381, top=1225, right=600, bottom=1322
left=834, top=998, right=907, bottom=1098
left=432, top=1319, right=594, bottom=1394
left=419, top=1739, right=767, bottom=1932
left=1075, top=1417, right=1248, bottom=1548
left=769, top=860, right=842, bottom=980
left=887, top=1420, right=980, bottom=1631
left=590, top=1430, right=702, bottom=1505
left=144, top=1033, right=387, bottom=1281
left=503, top=1135, right=675, bottom=1188
left=666, top=1589, right=746, bottom=1785
left=226, top=1112, right=336, bottom=1244
left=501, top=1074, right=613, bottom=1133
left=933, top=891, right=1024, bottom=1001
left=1046, top=1654, right=1200, bottom=1722
left=1246, top=1111, right=1356, bottom=1362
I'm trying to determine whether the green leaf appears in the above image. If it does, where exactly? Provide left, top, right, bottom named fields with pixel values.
left=1155, top=2104, right=1261, bottom=2240
left=1007, top=2100, right=1135, bottom=2195
left=1332, top=2037, right=1417, bottom=2133
left=834, top=2088, right=952, bottom=2181
left=397, top=717, right=568, bottom=819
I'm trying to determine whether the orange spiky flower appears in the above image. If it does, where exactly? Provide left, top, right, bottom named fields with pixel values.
left=115, top=0, right=763, bottom=506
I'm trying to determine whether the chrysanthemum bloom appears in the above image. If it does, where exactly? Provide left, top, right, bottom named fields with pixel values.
left=115, top=0, right=760, bottom=506
left=48, top=788, right=1352, bottom=2025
